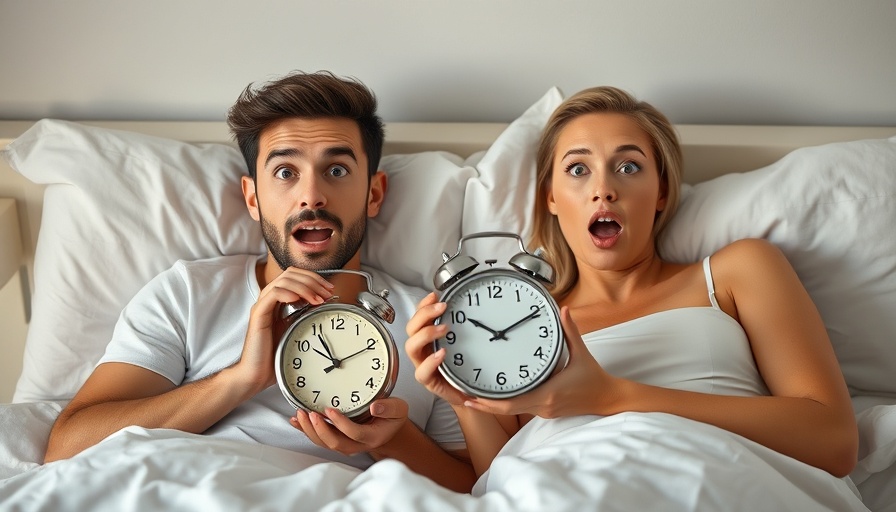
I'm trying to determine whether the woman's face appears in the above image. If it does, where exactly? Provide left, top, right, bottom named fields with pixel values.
left=546, top=112, right=666, bottom=271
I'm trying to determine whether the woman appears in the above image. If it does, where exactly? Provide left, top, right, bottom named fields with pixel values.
left=405, top=86, right=858, bottom=480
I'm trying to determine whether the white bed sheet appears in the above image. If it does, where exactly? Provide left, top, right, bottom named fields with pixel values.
left=0, top=403, right=879, bottom=512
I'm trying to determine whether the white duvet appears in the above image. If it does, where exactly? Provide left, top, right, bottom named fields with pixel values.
left=0, top=409, right=871, bottom=512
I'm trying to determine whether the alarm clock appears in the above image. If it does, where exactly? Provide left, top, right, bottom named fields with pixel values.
left=275, top=269, right=399, bottom=423
left=433, top=232, right=567, bottom=399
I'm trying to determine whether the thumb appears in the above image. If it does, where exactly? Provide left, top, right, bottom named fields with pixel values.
left=559, top=306, right=588, bottom=362
left=370, top=397, right=409, bottom=420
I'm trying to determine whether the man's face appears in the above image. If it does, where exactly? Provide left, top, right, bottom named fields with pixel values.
left=242, top=117, right=385, bottom=272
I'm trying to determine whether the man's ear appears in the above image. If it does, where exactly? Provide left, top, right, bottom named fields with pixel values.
left=367, top=171, right=387, bottom=218
left=242, top=175, right=260, bottom=221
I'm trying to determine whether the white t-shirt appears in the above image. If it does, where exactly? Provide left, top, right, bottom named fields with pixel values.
left=98, top=254, right=464, bottom=469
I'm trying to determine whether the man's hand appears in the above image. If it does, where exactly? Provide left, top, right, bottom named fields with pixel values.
left=234, top=267, right=335, bottom=395
left=289, top=397, right=409, bottom=456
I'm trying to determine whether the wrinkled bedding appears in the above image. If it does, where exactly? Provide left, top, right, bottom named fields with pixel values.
left=0, top=407, right=873, bottom=512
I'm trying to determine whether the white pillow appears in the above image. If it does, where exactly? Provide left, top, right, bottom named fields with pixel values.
left=2, top=120, right=473, bottom=402
left=659, top=137, right=896, bottom=398
left=462, top=107, right=896, bottom=398
left=3, top=89, right=563, bottom=403
left=459, top=87, right=563, bottom=266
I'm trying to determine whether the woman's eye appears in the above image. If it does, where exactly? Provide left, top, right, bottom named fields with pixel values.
left=328, top=165, right=349, bottom=178
left=566, top=163, right=589, bottom=177
left=274, top=167, right=294, bottom=180
left=618, top=161, right=641, bottom=175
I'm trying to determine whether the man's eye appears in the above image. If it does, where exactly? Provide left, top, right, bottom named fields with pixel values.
left=618, top=162, right=641, bottom=175
left=566, top=163, right=589, bottom=177
left=328, top=165, right=349, bottom=178
left=274, top=167, right=294, bottom=180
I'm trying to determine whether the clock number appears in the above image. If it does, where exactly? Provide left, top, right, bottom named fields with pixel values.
left=365, top=377, right=375, bottom=389
left=539, top=326, right=549, bottom=338
left=519, top=365, right=530, bottom=379
left=294, top=339, right=311, bottom=352
left=351, top=391, right=361, bottom=403
left=311, top=323, right=324, bottom=336
left=467, top=292, right=480, bottom=307
left=453, top=353, right=464, bottom=366
left=445, top=331, right=456, bottom=344
left=515, top=289, right=521, bottom=302
left=367, top=338, right=377, bottom=349
left=496, top=372, right=507, bottom=385
left=312, top=390, right=320, bottom=403
left=530, top=304, right=540, bottom=313
left=356, top=324, right=360, bottom=335
left=371, top=358, right=382, bottom=370
left=451, top=310, right=466, bottom=324
left=292, top=357, right=302, bottom=370
left=473, top=368, right=481, bottom=381
left=330, top=317, right=345, bottom=330
left=487, top=285, right=503, bottom=299
left=296, top=376, right=306, bottom=388
left=331, top=396, right=340, bottom=407
left=534, top=346, right=547, bottom=360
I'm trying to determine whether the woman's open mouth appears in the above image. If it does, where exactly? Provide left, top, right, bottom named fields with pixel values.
left=588, top=213, right=622, bottom=248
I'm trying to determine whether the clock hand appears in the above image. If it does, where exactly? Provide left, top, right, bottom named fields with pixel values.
left=324, top=344, right=374, bottom=373
left=317, top=334, right=336, bottom=360
left=489, top=309, right=542, bottom=341
left=466, top=317, right=501, bottom=338
left=312, top=347, right=336, bottom=362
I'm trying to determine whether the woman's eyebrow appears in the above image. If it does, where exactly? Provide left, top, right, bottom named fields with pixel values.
left=616, top=144, right=646, bottom=157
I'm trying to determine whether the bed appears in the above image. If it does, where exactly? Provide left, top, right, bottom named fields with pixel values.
left=1, top=88, right=895, bottom=511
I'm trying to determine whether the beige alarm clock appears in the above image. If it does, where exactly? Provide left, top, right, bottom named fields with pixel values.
left=275, top=269, right=398, bottom=423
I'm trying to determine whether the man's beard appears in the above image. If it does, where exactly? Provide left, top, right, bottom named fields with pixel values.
left=260, top=207, right=366, bottom=272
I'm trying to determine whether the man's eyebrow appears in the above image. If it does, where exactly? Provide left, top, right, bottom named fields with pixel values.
left=264, top=147, right=302, bottom=168
left=323, top=146, right=358, bottom=162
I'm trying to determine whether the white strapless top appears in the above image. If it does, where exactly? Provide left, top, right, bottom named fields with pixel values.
left=581, top=257, right=769, bottom=397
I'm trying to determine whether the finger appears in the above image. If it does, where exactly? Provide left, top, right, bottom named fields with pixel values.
left=270, top=273, right=335, bottom=305
left=414, top=347, right=447, bottom=384
left=284, top=267, right=337, bottom=290
left=322, top=408, right=362, bottom=441
left=405, top=323, right=449, bottom=365
left=291, top=410, right=324, bottom=444
left=369, top=397, right=409, bottom=421
left=405, top=295, right=447, bottom=337
left=463, top=397, right=514, bottom=416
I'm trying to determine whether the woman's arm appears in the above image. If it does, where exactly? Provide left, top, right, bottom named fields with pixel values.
left=405, top=292, right=522, bottom=476
left=465, top=240, right=858, bottom=477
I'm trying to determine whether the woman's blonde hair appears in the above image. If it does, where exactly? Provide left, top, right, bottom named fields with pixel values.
left=531, top=86, right=683, bottom=301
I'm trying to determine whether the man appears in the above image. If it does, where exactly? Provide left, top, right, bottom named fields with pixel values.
left=44, top=71, right=476, bottom=492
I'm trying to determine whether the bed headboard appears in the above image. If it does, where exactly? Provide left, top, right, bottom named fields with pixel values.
left=1, top=120, right=895, bottom=403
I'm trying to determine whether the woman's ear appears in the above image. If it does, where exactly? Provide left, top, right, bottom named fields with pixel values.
left=242, top=175, right=260, bottom=221
left=367, top=171, right=387, bottom=218
left=547, top=188, right=558, bottom=215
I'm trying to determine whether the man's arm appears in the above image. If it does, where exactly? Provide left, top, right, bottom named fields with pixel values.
left=44, top=361, right=259, bottom=462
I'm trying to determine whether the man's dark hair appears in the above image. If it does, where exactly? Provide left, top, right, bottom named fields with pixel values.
left=227, top=70, right=385, bottom=179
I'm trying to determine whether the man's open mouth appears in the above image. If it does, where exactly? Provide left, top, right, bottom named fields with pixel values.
left=293, top=227, right=334, bottom=243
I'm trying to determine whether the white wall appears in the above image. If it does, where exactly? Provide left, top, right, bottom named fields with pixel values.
left=1, top=0, right=894, bottom=126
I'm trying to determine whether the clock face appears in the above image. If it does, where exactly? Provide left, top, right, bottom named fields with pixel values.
left=435, top=268, right=565, bottom=398
left=275, top=303, right=397, bottom=421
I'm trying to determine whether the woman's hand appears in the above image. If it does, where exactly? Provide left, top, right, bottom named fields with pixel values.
left=463, top=306, right=621, bottom=419
left=404, top=292, right=475, bottom=407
